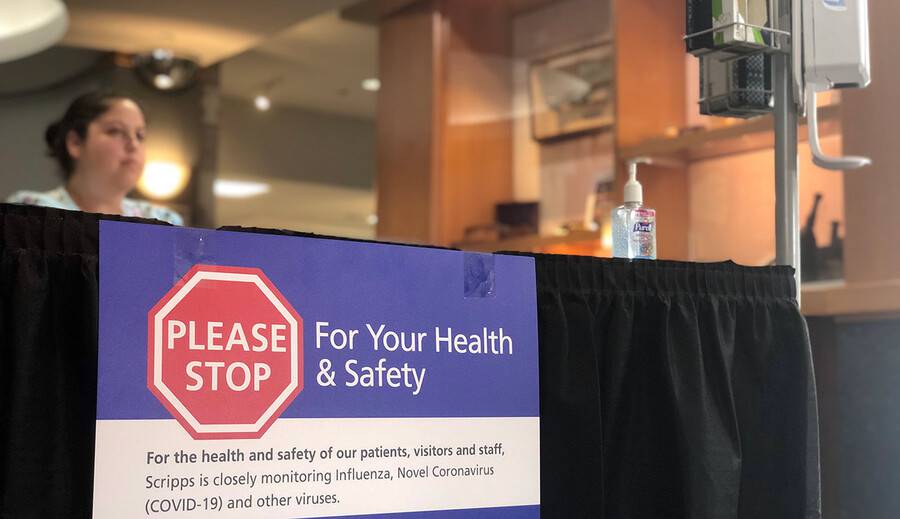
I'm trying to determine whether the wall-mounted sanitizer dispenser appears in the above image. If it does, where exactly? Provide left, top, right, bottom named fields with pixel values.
left=803, top=0, right=870, bottom=89
left=801, top=0, right=872, bottom=169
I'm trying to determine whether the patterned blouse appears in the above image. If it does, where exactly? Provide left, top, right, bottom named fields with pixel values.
left=6, top=186, right=183, bottom=226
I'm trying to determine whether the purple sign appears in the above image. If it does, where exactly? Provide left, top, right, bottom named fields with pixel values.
left=94, top=221, right=540, bottom=519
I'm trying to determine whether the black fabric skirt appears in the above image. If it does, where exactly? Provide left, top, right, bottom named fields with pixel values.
left=0, top=204, right=820, bottom=518
left=524, top=253, right=820, bottom=519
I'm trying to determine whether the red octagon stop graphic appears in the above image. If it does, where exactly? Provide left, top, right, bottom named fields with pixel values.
left=148, top=264, right=303, bottom=440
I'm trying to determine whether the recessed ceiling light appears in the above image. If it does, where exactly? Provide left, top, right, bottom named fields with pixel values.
left=254, top=95, right=271, bottom=111
left=214, top=179, right=270, bottom=198
left=361, top=78, right=381, bottom=92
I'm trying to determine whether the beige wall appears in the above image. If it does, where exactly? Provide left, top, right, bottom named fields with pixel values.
left=215, top=96, right=375, bottom=235
left=688, top=135, right=845, bottom=265
left=218, top=96, right=374, bottom=190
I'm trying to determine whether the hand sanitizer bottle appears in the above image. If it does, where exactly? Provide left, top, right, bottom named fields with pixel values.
left=612, top=159, right=656, bottom=259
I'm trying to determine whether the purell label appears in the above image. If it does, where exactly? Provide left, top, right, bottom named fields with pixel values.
left=630, top=208, right=656, bottom=259
left=823, top=0, right=845, bottom=7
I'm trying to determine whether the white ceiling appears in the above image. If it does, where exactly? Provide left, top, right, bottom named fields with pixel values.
left=61, top=0, right=357, bottom=66
left=58, top=0, right=378, bottom=119
left=220, top=10, right=378, bottom=119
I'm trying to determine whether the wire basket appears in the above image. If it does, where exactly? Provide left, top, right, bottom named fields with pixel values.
left=686, top=0, right=789, bottom=57
left=699, top=52, right=774, bottom=118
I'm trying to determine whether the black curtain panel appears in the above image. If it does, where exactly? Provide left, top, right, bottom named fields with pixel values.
left=521, top=253, right=821, bottom=519
left=0, top=205, right=820, bottom=519
left=0, top=204, right=167, bottom=518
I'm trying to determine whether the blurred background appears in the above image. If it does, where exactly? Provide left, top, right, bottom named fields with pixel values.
left=2, top=1, right=900, bottom=517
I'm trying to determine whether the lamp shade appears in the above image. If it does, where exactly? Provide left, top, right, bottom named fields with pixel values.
left=0, top=0, right=68, bottom=63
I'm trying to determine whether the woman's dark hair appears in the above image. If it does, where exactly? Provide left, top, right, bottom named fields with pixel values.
left=44, top=91, right=143, bottom=179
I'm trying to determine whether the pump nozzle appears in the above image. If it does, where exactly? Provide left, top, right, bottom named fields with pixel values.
left=624, top=157, right=657, bottom=204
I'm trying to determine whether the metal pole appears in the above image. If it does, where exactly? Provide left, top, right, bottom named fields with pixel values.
left=773, top=0, right=801, bottom=302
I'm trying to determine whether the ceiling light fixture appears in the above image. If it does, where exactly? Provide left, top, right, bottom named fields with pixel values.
left=153, top=73, right=175, bottom=90
left=134, top=49, right=198, bottom=92
left=137, top=161, right=189, bottom=200
left=253, top=77, right=283, bottom=111
left=0, top=0, right=68, bottom=63
left=254, top=94, right=271, bottom=112
left=151, top=48, right=171, bottom=61
left=213, top=179, right=270, bottom=199
left=361, top=78, right=381, bottom=92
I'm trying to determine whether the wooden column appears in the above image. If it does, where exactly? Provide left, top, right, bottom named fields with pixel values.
left=376, top=0, right=513, bottom=246
left=376, top=1, right=439, bottom=243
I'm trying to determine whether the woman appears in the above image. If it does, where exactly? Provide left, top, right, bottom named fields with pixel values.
left=6, top=91, right=183, bottom=225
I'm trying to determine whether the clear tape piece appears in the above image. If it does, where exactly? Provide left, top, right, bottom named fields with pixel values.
left=464, top=252, right=496, bottom=298
left=173, top=228, right=218, bottom=283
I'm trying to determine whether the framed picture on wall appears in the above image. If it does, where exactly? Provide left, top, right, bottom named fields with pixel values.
left=529, top=43, right=615, bottom=141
